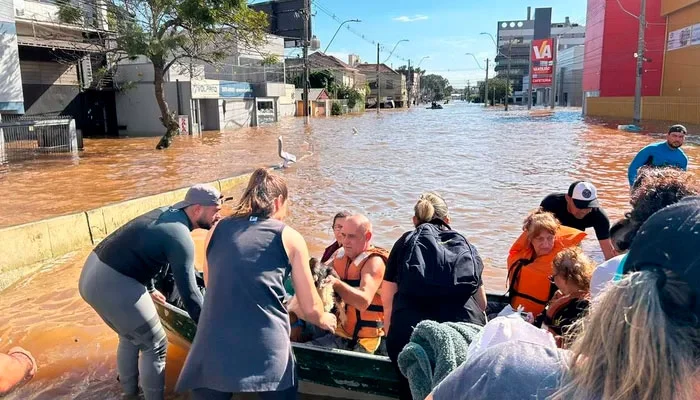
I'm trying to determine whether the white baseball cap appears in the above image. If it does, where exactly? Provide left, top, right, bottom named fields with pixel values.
left=568, top=181, right=600, bottom=209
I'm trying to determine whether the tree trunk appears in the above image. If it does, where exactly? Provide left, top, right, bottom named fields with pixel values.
left=152, top=62, right=179, bottom=150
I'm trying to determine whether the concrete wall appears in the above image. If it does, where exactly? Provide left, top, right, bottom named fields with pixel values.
left=0, top=172, right=253, bottom=291
left=586, top=96, right=700, bottom=124
left=116, top=81, right=191, bottom=136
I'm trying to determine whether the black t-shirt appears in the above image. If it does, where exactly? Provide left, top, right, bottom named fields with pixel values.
left=540, top=193, right=611, bottom=240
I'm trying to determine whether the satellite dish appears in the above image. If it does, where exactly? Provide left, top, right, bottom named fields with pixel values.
left=310, top=35, right=321, bottom=51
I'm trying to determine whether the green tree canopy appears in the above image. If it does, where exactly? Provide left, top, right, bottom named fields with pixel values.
left=421, top=74, right=451, bottom=101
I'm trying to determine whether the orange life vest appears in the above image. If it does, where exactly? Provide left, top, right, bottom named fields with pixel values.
left=542, top=290, right=590, bottom=338
left=332, top=246, right=389, bottom=342
left=506, top=226, right=586, bottom=315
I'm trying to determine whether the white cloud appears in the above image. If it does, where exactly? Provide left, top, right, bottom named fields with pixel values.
left=392, top=15, right=429, bottom=23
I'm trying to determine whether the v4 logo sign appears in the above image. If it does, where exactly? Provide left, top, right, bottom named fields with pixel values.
left=531, top=38, right=555, bottom=61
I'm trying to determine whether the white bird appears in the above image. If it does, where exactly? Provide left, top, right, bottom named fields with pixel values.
left=352, top=127, right=359, bottom=135
left=278, top=136, right=297, bottom=168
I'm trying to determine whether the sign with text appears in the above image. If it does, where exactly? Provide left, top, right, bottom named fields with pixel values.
left=531, top=38, right=555, bottom=61
left=667, top=26, right=692, bottom=51
left=531, top=38, right=555, bottom=88
left=531, top=76, right=552, bottom=85
left=532, top=65, right=553, bottom=74
left=191, top=80, right=219, bottom=99
left=219, top=81, right=253, bottom=98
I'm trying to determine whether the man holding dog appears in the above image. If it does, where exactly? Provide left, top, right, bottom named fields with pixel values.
left=312, top=214, right=389, bottom=354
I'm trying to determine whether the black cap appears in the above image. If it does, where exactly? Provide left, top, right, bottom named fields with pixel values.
left=668, top=124, right=687, bottom=134
left=623, top=197, right=700, bottom=317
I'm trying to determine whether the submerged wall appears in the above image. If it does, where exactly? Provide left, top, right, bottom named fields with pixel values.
left=0, top=173, right=251, bottom=291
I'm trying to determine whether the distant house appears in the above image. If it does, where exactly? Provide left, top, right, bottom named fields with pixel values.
left=354, top=63, right=407, bottom=108
left=286, top=52, right=367, bottom=92
left=294, top=88, right=330, bottom=117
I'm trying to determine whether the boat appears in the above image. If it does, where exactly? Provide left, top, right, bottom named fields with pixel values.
left=618, top=124, right=642, bottom=132
left=155, top=293, right=510, bottom=399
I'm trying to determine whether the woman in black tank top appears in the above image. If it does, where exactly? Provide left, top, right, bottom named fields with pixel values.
left=176, top=168, right=336, bottom=400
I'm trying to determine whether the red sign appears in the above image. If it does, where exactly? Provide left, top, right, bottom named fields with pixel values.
left=532, top=77, right=553, bottom=85
left=531, top=38, right=555, bottom=61
left=532, top=65, right=552, bottom=74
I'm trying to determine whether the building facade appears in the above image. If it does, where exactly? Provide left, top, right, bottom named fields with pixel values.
left=660, top=0, right=700, bottom=97
left=495, top=7, right=585, bottom=104
left=582, top=0, right=666, bottom=98
left=355, top=63, right=407, bottom=108
left=556, top=46, right=584, bottom=107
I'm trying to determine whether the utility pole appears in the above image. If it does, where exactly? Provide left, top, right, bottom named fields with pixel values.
left=407, top=59, right=411, bottom=108
left=484, top=58, right=489, bottom=107
left=505, top=41, right=512, bottom=111
left=633, top=0, right=647, bottom=124
left=302, top=0, right=310, bottom=124
left=492, top=86, right=496, bottom=107
left=376, top=43, right=380, bottom=114
left=467, top=80, right=470, bottom=103
left=527, top=46, right=533, bottom=110
left=550, top=36, right=557, bottom=110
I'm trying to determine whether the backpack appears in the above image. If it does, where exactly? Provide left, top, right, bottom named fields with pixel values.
left=399, top=220, right=483, bottom=297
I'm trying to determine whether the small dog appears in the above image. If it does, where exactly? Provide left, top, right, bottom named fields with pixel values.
left=309, top=257, right=346, bottom=326
left=289, top=258, right=346, bottom=342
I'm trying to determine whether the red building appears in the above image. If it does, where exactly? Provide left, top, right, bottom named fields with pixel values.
left=583, top=0, right=667, bottom=97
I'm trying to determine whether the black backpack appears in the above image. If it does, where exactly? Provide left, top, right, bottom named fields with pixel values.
left=399, top=220, right=483, bottom=297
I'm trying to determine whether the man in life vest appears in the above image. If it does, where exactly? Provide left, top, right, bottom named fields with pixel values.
left=311, top=214, right=388, bottom=354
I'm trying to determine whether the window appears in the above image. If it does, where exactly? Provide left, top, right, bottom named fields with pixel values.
left=385, top=80, right=394, bottom=89
left=369, top=81, right=378, bottom=89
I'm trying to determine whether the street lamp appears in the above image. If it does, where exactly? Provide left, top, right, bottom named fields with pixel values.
left=481, top=31, right=512, bottom=111
left=323, top=19, right=361, bottom=53
left=417, top=56, right=430, bottom=68
left=383, top=39, right=409, bottom=63
left=466, top=53, right=488, bottom=107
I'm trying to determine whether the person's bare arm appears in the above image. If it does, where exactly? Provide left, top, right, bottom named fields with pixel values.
left=283, top=226, right=337, bottom=332
left=599, top=238, right=616, bottom=261
left=202, top=221, right=219, bottom=287
left=475, top=285, right=487, bottom=311
left=380, top=281, right=398, bottom=335
left=0, top=348, right=36, bottom=396
left=332, top=256, right=385, bottom=311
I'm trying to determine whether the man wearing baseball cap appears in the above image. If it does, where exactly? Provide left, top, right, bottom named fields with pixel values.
left=78, top=184, right=222, bottom=400
left=540, top=181, right=616, bottom=260
left=627, top=124, right=689, bottom=186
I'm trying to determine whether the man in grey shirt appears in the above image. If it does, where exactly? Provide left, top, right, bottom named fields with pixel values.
left=79, top=184, right=222, bottom=400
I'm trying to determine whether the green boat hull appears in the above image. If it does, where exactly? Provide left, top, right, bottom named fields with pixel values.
left=156, top=293, right=509, bottom=399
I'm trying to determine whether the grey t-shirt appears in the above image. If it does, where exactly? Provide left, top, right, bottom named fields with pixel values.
left=431, top=340, right=568, bottom=400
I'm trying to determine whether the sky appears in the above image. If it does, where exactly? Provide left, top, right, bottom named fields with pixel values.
left=255, top=0, right=589, bottom=89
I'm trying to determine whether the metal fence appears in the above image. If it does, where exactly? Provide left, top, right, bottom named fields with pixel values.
left=0, top=115, right=81, bottom=163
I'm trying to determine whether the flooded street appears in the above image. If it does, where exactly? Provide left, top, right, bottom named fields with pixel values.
left=1, top=104, right=698, bottom=399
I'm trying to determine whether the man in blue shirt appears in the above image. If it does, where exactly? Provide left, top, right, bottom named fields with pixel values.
left=627, top=124, right=689, bottom=186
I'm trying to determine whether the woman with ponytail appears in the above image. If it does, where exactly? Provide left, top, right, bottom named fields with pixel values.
left=427, top=197, right=700, bottom=400
left=177, top=168, right=337, bottom=400
left=381, top=192, right=487, bottom=400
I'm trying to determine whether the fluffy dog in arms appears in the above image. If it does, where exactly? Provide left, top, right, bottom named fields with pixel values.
left=289, top=258, right=346, bottom=342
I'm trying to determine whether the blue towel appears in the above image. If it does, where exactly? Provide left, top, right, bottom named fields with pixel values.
left=397, top=320, right=482, bottom=400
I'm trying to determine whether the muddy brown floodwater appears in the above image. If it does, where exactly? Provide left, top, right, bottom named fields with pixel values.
left=1, top=105, right=698, bottom=399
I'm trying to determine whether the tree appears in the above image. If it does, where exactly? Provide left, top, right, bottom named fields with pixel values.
left=336, top=85, right=363, bottom=109
left=477, top=78, right=511, bottom=105
left=309, top=70, right=338, bottom=95
left=58, top=0, right=268, bottom=149
left=420, top=74, right=451, bottom=102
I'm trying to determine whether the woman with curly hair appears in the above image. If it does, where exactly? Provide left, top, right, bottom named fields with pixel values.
left=591, top=167, right=699, bottom=298
left=535, top=247, right=595, bottom=347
